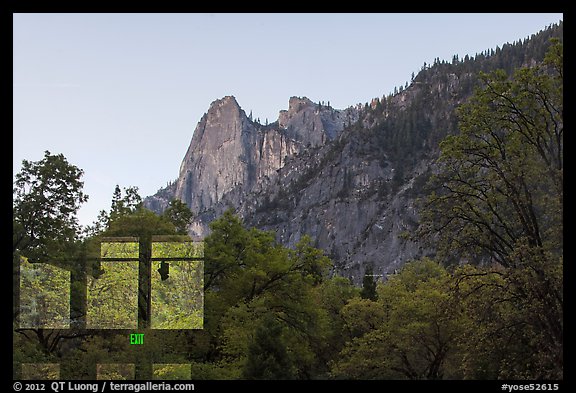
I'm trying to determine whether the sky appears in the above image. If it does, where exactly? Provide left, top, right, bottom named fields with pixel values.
left=13, top=13, right=563, bottom=228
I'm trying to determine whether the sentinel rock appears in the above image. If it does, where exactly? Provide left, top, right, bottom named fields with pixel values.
left=149, top=95, right=352, bottom=240
left=174, top=95, right=252, bottom=212
left=143, top=21, right=562, bottom=281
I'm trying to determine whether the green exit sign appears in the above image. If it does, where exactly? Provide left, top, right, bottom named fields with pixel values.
left=130, top=333, right=144, bottom=345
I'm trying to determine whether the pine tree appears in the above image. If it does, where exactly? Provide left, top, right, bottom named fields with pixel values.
left=243, top=315, right=295, bottom=379
left=360, top=265, right=378, bottom=301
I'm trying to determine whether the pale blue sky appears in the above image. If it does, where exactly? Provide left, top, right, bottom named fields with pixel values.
left=13, top=13, right=563, bottom=228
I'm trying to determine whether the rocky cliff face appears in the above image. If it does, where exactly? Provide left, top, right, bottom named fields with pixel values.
left=146, top=95, right=358, bottom=240
left=144, top=78, right=466, bottom=282
left=144, top=23, right=562, bottom=283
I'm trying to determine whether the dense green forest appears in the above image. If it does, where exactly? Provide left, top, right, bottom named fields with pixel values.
left=13, top=39, right=562, bottom=380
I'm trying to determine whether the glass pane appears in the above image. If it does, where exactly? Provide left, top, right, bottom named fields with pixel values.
left=151, top=261, right=203, bottom=329
left=151, top=242, right=203, bottom=329
left=152, top=364, right=191, bottom=380
left=19, top=258, right=70, bottom=329
left=97, top=364, right=135, bottom=380
left=101, top=241, right=139, bottom=259
left=21, top=363, right=60, bottom=380
left=87, top=241, right=139, bottom=329
left=151, top=241, right=204, bottom=259
left=87, top=261, right=139, bottom=329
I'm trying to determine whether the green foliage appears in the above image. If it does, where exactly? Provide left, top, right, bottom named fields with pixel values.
left=200, top=210, right=337, bottom=378
left=418, top=41, right=563, bottom=379
left=308, top=277, right=358, bottom=376
left=19, top=257, right=71, bottom=329
left=151, top=260, right=203, bottom=329
left=360, top=265, right=378, bottom=301
left=13, top=322, right=53, bottom=379
left=103, top=208, right=177, bottom=239
left=13, top=151, right=89, bottom=374
left=332, top=259, right=464, bottom=380
left=100, top=241, right=139, bottom=259
left=86, top=261, right=139, bottom=329
left=450, top=264, right=530, bottom=379
left=84, top=185, right=145, bottom=237
left=65, top=334, right=132, bottom=379
left=13, top=150, right=88, bottom=262
left=340, top=297, right=385, bottom=339
left=150, top=241, right=204, bottom=328
left=456, top=256, right=562, bottom=379
left=290, top=235, right=331, bottom=285
left=111, top=185, right=143, bottom=221
left=12, top=24, right=563, bottom=381
left=152, top=364, right=192, bottom=380
left=188, top=361, right=238, bottom=380
left=96, top=364, right=135, bottom=380
left=21, top=363, right=60, bottom=380
left=243, top=315, right=296, bottom=379
left=421, top=41, right=562, bottom=265
left=163, top=199, right=194, bottom=234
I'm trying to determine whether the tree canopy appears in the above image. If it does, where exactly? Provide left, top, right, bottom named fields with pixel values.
left=13, top=36, right=563, bottom=381
left=13, top=150, right=88, bottom=262
left=418, top=40, right=563, bottom=378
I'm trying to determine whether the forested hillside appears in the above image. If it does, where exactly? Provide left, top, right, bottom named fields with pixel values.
left=145, top=22, right=563, bottom=283
left=13, top=24, right=562, bottom=381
